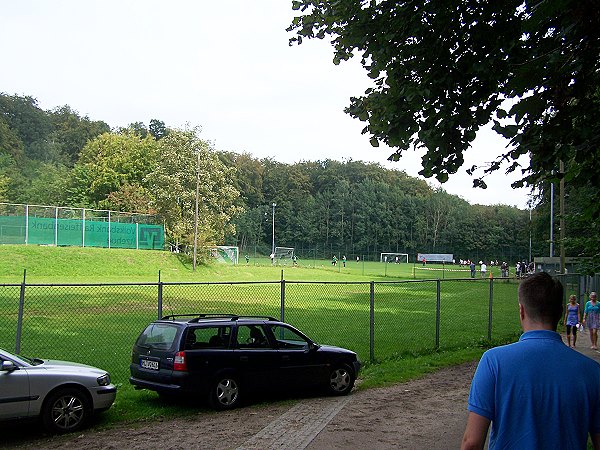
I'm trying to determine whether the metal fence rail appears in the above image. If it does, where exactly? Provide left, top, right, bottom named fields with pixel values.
left=1, top=274, right=591, bottom=384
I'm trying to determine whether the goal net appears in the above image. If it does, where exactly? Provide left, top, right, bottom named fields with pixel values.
left=416, top=253, right=453, bottom=263
left=380, top=253, right=409, bottom=263
left=211, top=246, right=239, bottom=264
left=274, top=246, right=295, bottom=260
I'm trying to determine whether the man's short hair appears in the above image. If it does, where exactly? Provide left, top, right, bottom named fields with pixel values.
left=518, top=272, right=564, bottom=328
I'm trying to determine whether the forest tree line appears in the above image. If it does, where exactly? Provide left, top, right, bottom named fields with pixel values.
left=1, top=93, right=584, bottom=265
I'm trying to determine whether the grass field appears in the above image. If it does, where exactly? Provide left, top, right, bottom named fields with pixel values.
left=0, top=245, right=504, bottom=283
left=0, top=245, right=520, bottom=426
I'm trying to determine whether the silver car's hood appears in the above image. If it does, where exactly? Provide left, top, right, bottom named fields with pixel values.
left=40, top=359, right=107, bottom=375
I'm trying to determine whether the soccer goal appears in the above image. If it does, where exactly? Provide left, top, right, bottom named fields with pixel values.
left=211, top=246, right=239, bottom=264
left=380, top=253, right=409, bottom=263
left=274, top=246, right=295, bottom=260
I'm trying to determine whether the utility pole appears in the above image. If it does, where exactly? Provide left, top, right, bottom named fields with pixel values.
left=559, top=160, right=565, bottom=273
left=529, top=208, right=532, bottom=263
left=550, top=181, right=554, bottom=257
left=193, top=151, right=200, bottom=271
left=271, top=202, right=277, bottom=256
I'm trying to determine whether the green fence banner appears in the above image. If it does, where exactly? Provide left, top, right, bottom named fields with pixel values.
left=0, top=215, right=164, bottom=250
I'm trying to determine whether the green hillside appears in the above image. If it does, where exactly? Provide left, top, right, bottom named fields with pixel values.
left=0, top=245, right=186, bottom=282
left=0, top=245, right=412, bottom=283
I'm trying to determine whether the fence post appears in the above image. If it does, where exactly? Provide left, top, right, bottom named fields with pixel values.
left=370, top=281, right=375, bottom=363
left=280, top=270, right=285, bottom=322
left=15, top=269, right=26, bottom=354
left=435, top=279, right=441, bottom=349
left=488, top=277, right=494, bottom=341
left=157, top=270, right=163, bottom=320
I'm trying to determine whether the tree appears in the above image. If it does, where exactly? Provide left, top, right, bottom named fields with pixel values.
left=49, top=105, right=110, bottom=165
left=288, top=1, right=599, bottom=189
left=126, top=122, right=148, bottom=138
left=145, top=129, right=241, bottom=250
left=67, top=132, right=158, bottom=207
left=0, top=118, right=25, bottom=161
left=0, top=174, right=8, bottom=202
left=18, top=162, right=70, bottom=206
left=0, top=94, right=53, bottom=160
left=149, top=119, right=168, bottom=140
left=102, top=183, right=156, bottom=214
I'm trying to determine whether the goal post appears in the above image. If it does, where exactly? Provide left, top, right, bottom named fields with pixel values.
left=274, top=246, right=295, bottom=260
left=416, top=253, right=453, bottom=263
left=380, top=253, right=409, bottom=263
left=211, top=246, right=239, bottom=264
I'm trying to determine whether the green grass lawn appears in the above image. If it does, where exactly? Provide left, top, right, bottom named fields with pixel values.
left=0, top=245, right=503, bottom=283
left=0, top=245, right=520, bottom=428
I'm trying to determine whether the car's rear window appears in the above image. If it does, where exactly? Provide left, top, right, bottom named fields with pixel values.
left=136, top=323, right=179, bottom=350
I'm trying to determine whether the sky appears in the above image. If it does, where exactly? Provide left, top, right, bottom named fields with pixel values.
left=1, top=0, right=531, bottom=209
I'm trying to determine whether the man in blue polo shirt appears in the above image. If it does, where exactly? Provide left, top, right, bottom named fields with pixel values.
left=461, top=272, right=600, bottom=449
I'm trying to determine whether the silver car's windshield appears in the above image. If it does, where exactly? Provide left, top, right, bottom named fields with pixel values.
left=1, top=352, right=42, bottom=366
left=18, top=355, right=44, bottom=365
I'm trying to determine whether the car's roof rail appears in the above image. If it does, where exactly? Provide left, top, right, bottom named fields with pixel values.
left=160, top=313, right=236, bottom=321
left=228, top=315, right=279, bottom=322
left=159, top=314, right=279, bottom=323
left=188, top=314, right=240, bottom=323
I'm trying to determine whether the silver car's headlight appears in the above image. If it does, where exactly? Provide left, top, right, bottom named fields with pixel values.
left=97, top=373, right=111, bottom=386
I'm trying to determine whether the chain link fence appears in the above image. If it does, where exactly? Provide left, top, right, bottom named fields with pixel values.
left=3, top=275, right=591, bottom=385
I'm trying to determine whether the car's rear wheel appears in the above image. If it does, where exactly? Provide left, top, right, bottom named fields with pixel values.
left=42, top=387, right=91, bottom=433
left=328, top=364, right=355, bottom=396
left=209, top=374, right=241, bottom=410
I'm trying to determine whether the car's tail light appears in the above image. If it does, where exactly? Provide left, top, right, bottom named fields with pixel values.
left=173, top=351, right=187, bottom=371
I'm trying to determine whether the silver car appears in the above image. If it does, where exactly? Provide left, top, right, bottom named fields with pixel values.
left=0, top=348, right=116, bottom=433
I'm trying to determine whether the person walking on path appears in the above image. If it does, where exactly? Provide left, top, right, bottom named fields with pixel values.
left=461, top=272, right=600, bottom=450
left=564, top=294, right=581, bottom=348
left=583, top=291, right=600, bottom=350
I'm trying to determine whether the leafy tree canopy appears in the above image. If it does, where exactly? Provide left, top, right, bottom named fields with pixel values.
left=288, top=1, right=600, bottom=194
left=67, top=132, right=158, bottom=207
left=49, top=105, right=110, bottom=165
left=145, top=129, right=241, bottom=248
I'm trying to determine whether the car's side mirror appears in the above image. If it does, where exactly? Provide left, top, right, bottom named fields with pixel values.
left=1, top=360, right=18, bottom=372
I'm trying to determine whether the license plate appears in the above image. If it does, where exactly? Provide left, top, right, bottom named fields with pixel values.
left=140, top=359, right=159, bottom=370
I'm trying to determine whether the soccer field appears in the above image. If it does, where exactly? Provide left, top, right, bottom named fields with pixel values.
left=245, top=256, right=499, bottom=280
left=0, top=277, right=520, bottom=384
left=0, top=246, right=520, bottom=385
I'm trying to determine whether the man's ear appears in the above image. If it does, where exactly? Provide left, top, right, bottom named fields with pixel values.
left=519, top=303, right=525, bottom=321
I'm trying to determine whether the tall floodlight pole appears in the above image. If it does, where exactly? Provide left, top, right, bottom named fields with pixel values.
left=193, top=151, right=200, bottom=271
left=529, top=208, right=532, bottom=263
left=271, top=203, right=276, bottom=257
left=550, top=181, right=555, bottom=257
left=559, top=160, right=565, bottom=273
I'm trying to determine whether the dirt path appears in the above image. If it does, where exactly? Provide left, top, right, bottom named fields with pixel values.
left=3, top=362, right=477, bottom=450
left=5, top=335, right=598, bottom=450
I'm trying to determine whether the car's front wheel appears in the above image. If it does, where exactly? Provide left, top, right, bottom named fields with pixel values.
left=328, top=364, right=355, bottom=396
left=42, top=387, right=91, bottom=433
left=209, top=373, right=241, bottom=410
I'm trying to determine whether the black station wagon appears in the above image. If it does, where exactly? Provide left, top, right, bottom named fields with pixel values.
left=129, top=314, right=361, bottom=409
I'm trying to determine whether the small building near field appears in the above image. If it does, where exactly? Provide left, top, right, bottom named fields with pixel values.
left=533, top=256, right=589, bottom=275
